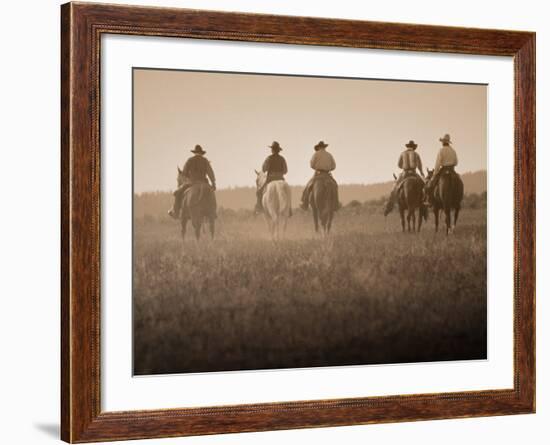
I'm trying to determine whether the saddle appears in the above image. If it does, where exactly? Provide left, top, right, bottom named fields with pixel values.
left=440, top=166, right=456, bottom=176
left=314, top=170, right=333, bottom=178
left=431, top=166, right=457, bottom=189
left=266, top=173, right=285, bottom=182
left=259, top=174, right=285, bottom=197
left=313, top=171, right=338, bottom=188
left=397, top=171, right=423, bottom=193
left=427, top=167, right=459, bottom=203
left=183, top=183, right=216, bottom=213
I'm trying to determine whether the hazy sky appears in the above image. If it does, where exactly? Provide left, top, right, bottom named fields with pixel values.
left=134, top=69, right=486, bottom=193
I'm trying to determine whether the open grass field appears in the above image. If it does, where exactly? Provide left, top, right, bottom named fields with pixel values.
left=133, top=206, right=487, bottom=375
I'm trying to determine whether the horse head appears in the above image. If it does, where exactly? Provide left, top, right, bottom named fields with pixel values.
left=423, top=169, right=438, bottom=208
left=426, top=168, right=434, bottom=180
left=255, top=169, right=268, bottom=190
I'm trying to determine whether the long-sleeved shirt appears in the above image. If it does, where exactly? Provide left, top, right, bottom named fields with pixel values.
left=262, top=153, right=288, bottom=177
left=310, top=149, right=336, bottom=172
left=434, top=145, right=458, bottom=172
left=182, top=155, right=216, bottom=184
left=398, top=149, right=423, bottom=175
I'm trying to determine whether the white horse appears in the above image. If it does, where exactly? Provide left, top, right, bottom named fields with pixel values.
left=255, top=170, right=292, bottom=240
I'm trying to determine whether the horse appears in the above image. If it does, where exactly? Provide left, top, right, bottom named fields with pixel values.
left=310, top=173, right=337, bottom=235
left=425, top=168, right=464, bottom=234
left=176, top=167, right=216, bottom=241
left=385, top=173, right=427, bottom=233
left=255, top=170, right=292, bottom=240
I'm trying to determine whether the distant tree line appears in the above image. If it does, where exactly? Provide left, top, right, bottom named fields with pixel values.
left=135, top=171, right=486, bottom=220
left=138, top=191, right=487, bottom=224
left=345, top=190, right=487, bottom=211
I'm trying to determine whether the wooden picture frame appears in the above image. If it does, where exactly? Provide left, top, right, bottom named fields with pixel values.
left=61, top=2, right=535, bottom=442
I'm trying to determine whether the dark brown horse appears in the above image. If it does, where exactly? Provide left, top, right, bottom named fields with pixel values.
left=385, top=174, right=427, bottom=232
left=425, top=168, right=464, bottom=234
left=310, top=173, right=337, bottom=235
left=176, top=168, right=216, bottom=241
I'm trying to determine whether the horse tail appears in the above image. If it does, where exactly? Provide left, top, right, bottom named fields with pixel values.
left=402, top=177, right=423, bottom=207
left=317, top=178, right=334, bottom=225
left=183, top=183, right=216, bottom=221
left=440, top=173, right=464, bottom=210
left=263, top=181, right=291, bottom=220
left=263, top=183, right=275, bottom=220
left=280, top=181, right=292, bottom=217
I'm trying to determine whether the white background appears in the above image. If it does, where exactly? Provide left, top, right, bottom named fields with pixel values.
left=0, top=0, right=546, bottom=444
left=102, top=36, right=514, bottom=411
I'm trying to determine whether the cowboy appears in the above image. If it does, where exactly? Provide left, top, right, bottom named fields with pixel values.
left=255, top=141, right=289, bottom=213
left=168, top=144, right=216, bottom=219
left=426, top=133, right=459, bottom=194
left=300, top=140, right=340, bottom=211
left=385, top=140, right=425, bottom=213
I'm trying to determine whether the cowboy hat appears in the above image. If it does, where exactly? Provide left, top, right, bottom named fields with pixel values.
left=439, top=134, right=452, bottom=144
left=268, top=141, right=282, bottom=152
left=191, top=144, right=206, bottom=154
left=314, top=140, right=329, bottom=151
left=405, top=140, right=418, bottom=149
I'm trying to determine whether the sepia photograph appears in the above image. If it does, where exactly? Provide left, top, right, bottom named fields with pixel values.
left=132, top=68, right=487, bottom=376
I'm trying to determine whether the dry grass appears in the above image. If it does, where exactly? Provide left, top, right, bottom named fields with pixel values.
left=133, top=207, right=487, bottom=375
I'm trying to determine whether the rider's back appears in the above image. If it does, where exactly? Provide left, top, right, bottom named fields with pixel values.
left=399, top=149, right=421, bottom=171
left=263, top=153, right=287, bottom=177
left=183, top=156, right=211, bottom=182
left=310, top=150, right=336, bottom=172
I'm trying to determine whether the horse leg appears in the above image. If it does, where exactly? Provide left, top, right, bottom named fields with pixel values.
left=324, top=212, right=331, bottom=236
left=281, top=216, right=288, bottom=239
left=265, top=217, right=273, bottom=240
left=454, top=206, right=461, bottom=229
left=417, top=209, right=422, bottom=232
left=192, top=216, right=201, bottom=240
left=208, top=217, right=215, bottom=239
left=312, top=207, right=319, bottom=233
left=274, top=218, right=280, bottom=241
left=270, top=218, right=277, bottom=241
left=399, top=208, right=405, bottom=232
left=444, top=208, right=452, bottom=235
left=180, top=217, right=188, bottom=241
left=434, top=208, right=440, bottom=233
left=327, top=213, right=333, bottom=234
